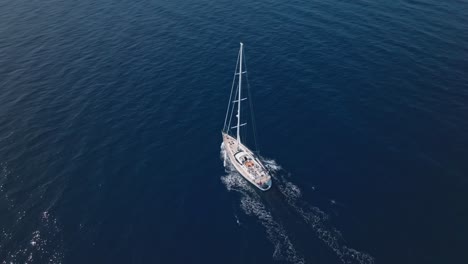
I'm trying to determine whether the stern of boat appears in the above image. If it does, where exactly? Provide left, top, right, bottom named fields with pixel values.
left=258, top=178, right=272, bottom=191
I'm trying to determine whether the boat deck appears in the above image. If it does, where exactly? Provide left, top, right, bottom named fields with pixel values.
left=223, top=133, right=271, bottom=188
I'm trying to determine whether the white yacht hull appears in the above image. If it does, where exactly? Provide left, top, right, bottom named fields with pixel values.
left=222, top=132, right=272, bottom=191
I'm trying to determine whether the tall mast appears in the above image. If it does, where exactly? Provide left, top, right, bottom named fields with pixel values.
left=236, top=43, right=243, bottom=149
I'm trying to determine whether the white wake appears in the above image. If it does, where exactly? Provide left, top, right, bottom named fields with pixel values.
left=220, top=143, right=305, bottom=264
left=220, top=143, right=374, bottom=264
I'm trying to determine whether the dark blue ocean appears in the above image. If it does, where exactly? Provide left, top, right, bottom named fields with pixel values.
left=1, top=0, right=468, bottom=263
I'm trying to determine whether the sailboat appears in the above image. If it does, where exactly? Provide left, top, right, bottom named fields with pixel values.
left=222, top=43, right=272, bottom=191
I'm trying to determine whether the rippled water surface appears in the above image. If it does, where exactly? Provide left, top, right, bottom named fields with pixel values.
left=1, top=0, right=468, bottom=263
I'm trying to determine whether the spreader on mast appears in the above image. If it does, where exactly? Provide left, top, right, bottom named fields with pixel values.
left=236, top=43, right=243, bottom=149
left=221, top=43, right=273, bottom=191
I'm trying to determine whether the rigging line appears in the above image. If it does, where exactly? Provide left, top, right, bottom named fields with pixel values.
left=224, top=54, right=239, bottom=132
left=243, top=49, right=260, bottom=153
left=223, top=49, right=240, bottom=132
left=227, top=84, right=239, bottom=132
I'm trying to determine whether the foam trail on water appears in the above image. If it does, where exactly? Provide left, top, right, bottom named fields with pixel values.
left=263, top=158, right=283, bottom=172
left=221, top=145, right=374, bottom=264
left=220, top=144, right=304, bottom=264
left=266, top=160, right=374, bottom=264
